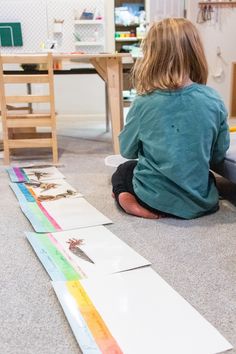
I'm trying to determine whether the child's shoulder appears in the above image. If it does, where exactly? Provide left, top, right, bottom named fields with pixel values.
left=133, top=84, right=225, bottom=106
left=194, top=84, right=227, bottom=113
left=194, top=84, right=223, bottom=102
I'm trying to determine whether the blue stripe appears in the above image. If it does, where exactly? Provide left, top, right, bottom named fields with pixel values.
left=18, top=183, right=35, bottom=202
left=9, top=182, right=35, bottom=202
left=19, top=200, right=48, bottom=233
left=26, top=233, right=66, bottom=281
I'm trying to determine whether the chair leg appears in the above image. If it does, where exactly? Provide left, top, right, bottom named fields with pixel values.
left=3, top=144, right=10, bottom=165
left=2, top=126, right=10, bottom=164
left=52, top=146, right=58, bottom=164
left=105, top=84, right=110, bottom=133
left=51, top=132, right=58, bottom=164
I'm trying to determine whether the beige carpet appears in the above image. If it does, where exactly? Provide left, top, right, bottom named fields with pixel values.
left=0, top=132, right=236, bottom=354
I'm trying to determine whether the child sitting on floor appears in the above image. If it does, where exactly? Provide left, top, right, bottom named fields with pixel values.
left=111, top=18, right=230, bottom=219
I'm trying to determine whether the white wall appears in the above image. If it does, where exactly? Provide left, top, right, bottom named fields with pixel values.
left=188, top=0, right=236, bottom=113
left=10, top=0, right=236, bottom=119
left=54, top=74, right=105, bottom=116
left=105, top=0, right=115, bottom=53
left=0, top=0, right=116, bottom=119
left=54, top=0, right=114, bottom=117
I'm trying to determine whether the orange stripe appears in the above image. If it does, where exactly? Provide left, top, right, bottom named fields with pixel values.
left=28, top=187, right=37, bottom=199
left=67, top=281, right=123, bottom=354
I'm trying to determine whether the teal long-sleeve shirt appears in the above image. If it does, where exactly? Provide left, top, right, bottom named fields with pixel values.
left=119, top=83, right=230, bottom=219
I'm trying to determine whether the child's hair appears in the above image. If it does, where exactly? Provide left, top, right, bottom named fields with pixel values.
left=132, top=18, right=208, bottom=94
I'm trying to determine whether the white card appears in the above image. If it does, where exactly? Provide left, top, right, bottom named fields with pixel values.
left=41, top=198, right=112, bottom=230
left=49, top=225, right=150, bottom=277
left=23, top=166, right=65, bottom=181
left=77, top=268, right=232, bottom=354
left=25, top=178, right=82, bottom=200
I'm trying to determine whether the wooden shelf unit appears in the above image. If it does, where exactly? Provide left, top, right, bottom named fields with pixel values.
left=199, top=1, right=236, bottom=7
left=114, top=0, right=145, bottom=53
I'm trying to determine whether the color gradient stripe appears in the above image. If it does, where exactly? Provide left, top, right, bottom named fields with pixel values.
left=18, top=183, right=35, bottom=202
left=6, top=167, right=29, bottom=182
left=53, top=282, right=102, bottom=353
left=27, top=187, right=37, bottom=200
left=13, top=167, right=28, bottom=182
left=48, top=233, right=87, bottom=278
left=14, top=184, right=62, bottom=232
left=27, top=202, right=57, bottom=232
left=67, top=281, right=123, bottom=354
left=37, top=201, right=61, bottom=231
left=27, top=233, right=66, bottom=281
left=37, top=234, right=81, bottom=280
left=6, top=167, right=20, bottom=182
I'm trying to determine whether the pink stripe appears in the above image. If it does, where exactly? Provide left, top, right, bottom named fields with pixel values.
left=13, top=167, right=25, bottom=182
left=37, top=202, right=62, bottom=231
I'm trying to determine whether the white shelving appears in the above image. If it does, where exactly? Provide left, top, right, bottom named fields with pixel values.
left=74, top=20, right=104, bottom=25
left=115, top=37, right=141, bottom=42
left=73, top=6, right=106, bottom=54
left=75, top=41, right=104, bottom=46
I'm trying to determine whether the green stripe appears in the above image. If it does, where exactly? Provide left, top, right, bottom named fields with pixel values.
left=38, top=235, right=81, bottom=280
left=29, top=203, right=56, bottom=232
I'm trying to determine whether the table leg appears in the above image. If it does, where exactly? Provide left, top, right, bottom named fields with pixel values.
left=105, top=83, right=110, bottom=133
left=106, top=57, right=123, bottom=154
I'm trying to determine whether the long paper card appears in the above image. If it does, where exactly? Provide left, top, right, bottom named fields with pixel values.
left=26, top=232, right=82, bottom=281
left=53, top=268, right=232, bottom=354
left=19, top=198, right=112, bottom=232
left=40, top=198, right=112, bottom=231
left=19, top=199, right=61, bottom=232
left=10, top=179, right=82, bottom=203
left=27, top=226, right=150, bottom=278
left=7, top=165, right=65, bottom=182
left=52, top=280, right=123, bottom=354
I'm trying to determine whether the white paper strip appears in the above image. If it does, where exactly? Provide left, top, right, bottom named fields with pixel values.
left=52, top=281, right=102, bottom=353
left=41, top=198, right=112, bottom=230
left=49, top=225, right=151, bottom=277
left=22, top=166, right=65, bottom=181
left=77, top=268, right=232, bottom=354
left=26, top=178, right=83, bottom=200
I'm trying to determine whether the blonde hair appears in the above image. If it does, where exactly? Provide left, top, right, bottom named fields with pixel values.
left=132, top=18, right=208, bottom=94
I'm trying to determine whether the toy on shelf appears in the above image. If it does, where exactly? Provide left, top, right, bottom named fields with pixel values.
left=73, top=32, right=81, bottom=42
left=73, top=5, right=105, bottom=53
left=79, top=9, right=95, bottom=20
left=53, top=19, right=64, bottom=34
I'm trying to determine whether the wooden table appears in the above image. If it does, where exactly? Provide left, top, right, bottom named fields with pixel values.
left=0, top=52, right=132, bottom=155
left=53, top=53, right=132, bottom=154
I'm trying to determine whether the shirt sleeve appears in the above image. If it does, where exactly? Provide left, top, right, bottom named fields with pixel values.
left=210, top=103, right=230, bottom=165
left=119, top=98, right=140, bottom=159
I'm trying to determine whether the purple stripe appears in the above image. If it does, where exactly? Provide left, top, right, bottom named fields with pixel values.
left=13, top=167, right=25, bottom=182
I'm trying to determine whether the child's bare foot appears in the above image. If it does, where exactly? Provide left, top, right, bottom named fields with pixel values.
left=118, top=192, right=162, bottom=219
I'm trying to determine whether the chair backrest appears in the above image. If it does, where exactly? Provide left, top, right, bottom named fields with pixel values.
left=0, top=53, right=58, bottom=164
left=0, top=53, right=56, bottom=117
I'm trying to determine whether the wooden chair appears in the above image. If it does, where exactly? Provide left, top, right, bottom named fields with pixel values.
left=0, top=53, right=58, bottom=165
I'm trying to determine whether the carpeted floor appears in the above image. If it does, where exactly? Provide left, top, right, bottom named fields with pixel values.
left=0, top=134, right=236, bottom=354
